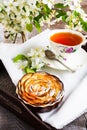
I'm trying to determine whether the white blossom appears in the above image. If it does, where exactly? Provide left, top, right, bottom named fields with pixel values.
left=42, top=0, right=54, bottom=9
left=0, top=0, right=87, bottom=41
left=27, top=47, right=45, bottom=70
left=64, top=0, right=82, bottom=10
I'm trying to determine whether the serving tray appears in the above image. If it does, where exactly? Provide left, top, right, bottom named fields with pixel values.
left=0, top=42, right=87, bottom=130
left=0, top=60, right=57, bottom=130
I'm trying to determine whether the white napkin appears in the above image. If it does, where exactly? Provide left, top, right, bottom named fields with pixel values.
left=0, top=29, right=87, bottom=129
left=45, top=74, right=87, bottom=129
left=39, top=64, right=87, bottom=129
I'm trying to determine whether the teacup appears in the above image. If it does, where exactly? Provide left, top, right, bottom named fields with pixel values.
left=49, top=29, right=86, bottom=58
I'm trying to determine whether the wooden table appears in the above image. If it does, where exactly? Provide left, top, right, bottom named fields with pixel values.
left=0, top=1, right=87, bottom=130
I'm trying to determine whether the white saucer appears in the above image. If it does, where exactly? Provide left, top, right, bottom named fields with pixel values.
left=44, top=48, right=87, bottom=71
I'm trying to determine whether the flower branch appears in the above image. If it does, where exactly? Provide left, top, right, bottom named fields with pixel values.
left=0, top=0, right=87, bottom=43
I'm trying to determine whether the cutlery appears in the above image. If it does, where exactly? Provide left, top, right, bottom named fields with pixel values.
left=45, top=49, right=75, bottom=73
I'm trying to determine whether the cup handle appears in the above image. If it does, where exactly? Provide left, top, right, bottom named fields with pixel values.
left=84, top=35, right=87, bottom=39
left=84, top=35, right=87, bottom=45
left=82, top=35, right=87, bottom=52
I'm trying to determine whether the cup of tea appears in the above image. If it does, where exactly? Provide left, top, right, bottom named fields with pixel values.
left=49, top=29, right=86, bottom=58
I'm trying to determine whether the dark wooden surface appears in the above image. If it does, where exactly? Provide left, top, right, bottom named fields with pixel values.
left=0, top=61, right=34, bottom=130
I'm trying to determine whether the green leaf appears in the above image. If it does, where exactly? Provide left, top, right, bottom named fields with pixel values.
left=62, top=14, right=68, bottom=22
left=24, top=67, right=36, bottom=73
left=56, top=10, right=66, bottom=18
left=81, top=20, right=87, bottom=32
left=22, top=6, right=26, bottom=12
left=43, top=4, right=51, bottom=13
left=29, top=15, right=33, bottom=21
left=34, top=13, right=42, bottom=22
left=54, top=3, right=67, bottom=8
left=34, top=20, right=41, bottom=32
left=13, top=54, right=28, bottom=62
left=73, top=11, right=80, bottom=17
left=36, top=1, right=41, bottom=8
left=26, top=23, right=33, bottom=32
left=27, top=60, right=32, bottom=68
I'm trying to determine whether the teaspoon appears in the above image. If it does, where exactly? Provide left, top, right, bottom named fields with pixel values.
left=45, top=49, right=75, bottom=73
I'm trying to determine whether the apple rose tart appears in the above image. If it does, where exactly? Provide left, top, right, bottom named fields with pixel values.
left=16, top=72, right=64, bottom=112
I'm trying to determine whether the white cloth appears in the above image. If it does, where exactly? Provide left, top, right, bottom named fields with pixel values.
left=0, top=29, right=87, bottom=129
left=45, top=75, right=87, bottom=129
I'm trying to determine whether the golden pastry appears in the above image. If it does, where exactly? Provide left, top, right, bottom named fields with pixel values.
left=16, top=72, right=64, bottom=112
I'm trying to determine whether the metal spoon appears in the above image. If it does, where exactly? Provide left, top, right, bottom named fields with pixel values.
left=45, top=49, right=75, bottom=73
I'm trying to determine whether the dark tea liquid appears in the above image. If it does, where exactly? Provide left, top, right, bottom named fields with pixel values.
left=50, top=32, right=83, bottom=46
